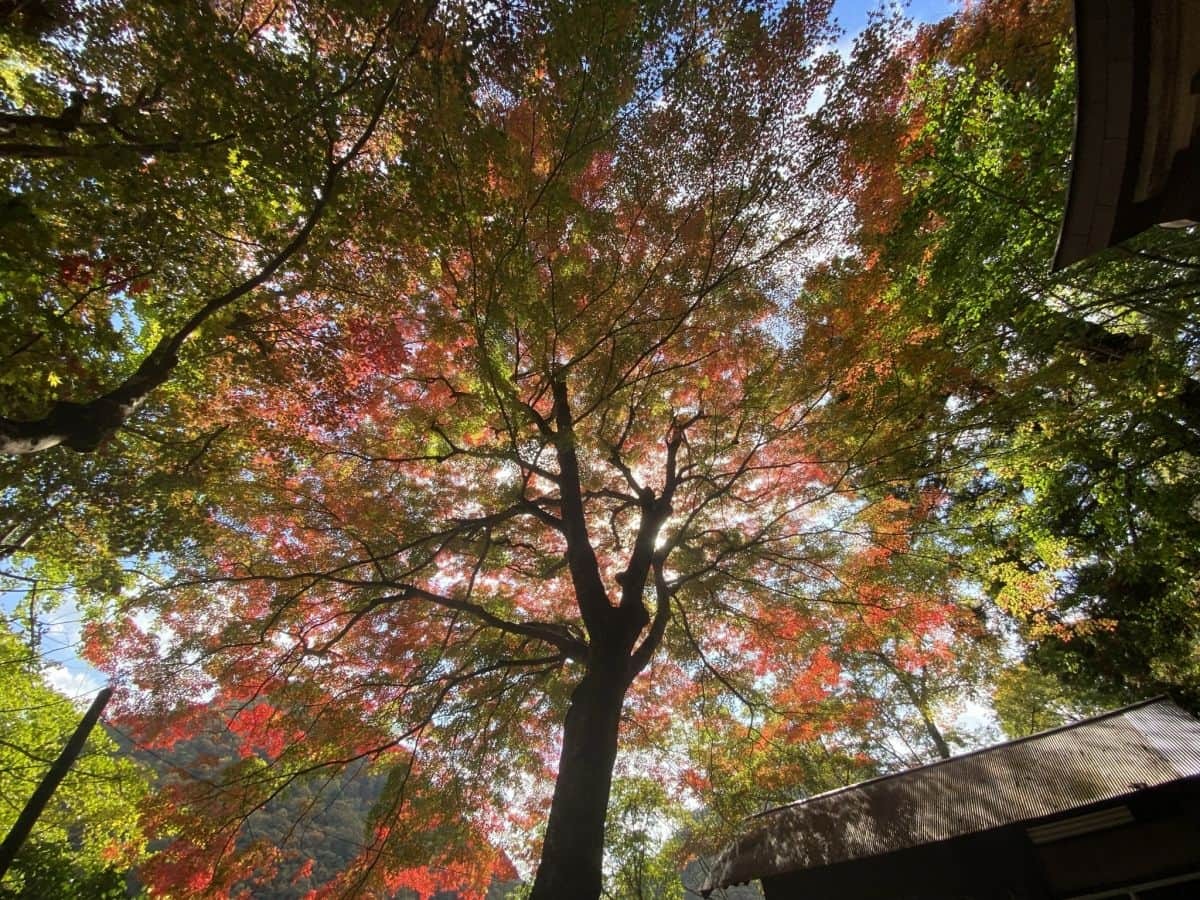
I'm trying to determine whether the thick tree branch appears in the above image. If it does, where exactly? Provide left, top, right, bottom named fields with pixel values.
left=550, top=377, right=613, bottom=639
left=370, top=583, right=587, bottom=659
left=615, top=412, right=699, bottom=614
left=627, top=557, right=672, bottom=678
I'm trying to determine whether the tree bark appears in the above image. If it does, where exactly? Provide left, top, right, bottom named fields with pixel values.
left=916, top=701, right=952, bottom=760
left=528, top=376, right=672, bottom=899
left=529, top=662, right=629, bottom=900
left=0, top=359, right=171, bottom=454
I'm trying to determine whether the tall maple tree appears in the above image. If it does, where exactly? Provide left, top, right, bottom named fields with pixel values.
left=65, top=2, right=961, bottom=897
left=9, top=1, right=1114, bottom=896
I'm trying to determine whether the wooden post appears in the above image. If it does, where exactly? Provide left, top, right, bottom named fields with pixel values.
left=0, top=686, right=114, bottom=881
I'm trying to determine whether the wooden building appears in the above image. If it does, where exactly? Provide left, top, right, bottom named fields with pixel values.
left=702, top=698, right=1200, bottom=899
left=1053, top=0, right=1200, bottom=270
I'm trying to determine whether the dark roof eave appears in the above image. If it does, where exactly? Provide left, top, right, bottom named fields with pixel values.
left=1053, top=0, right=1200, bottom=271
left=702, top=697, right=1200, bottom=893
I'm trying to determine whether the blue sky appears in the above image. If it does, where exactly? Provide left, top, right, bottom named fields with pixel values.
left=1, top=589, right=102, bottom=701
left=832, top=0, right=959, bottom=33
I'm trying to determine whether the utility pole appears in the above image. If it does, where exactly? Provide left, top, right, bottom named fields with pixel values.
left=0, top=686, right=114, bottom=881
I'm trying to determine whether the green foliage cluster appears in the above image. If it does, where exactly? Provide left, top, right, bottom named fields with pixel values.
left=818, top=0, right=1200, bottom=712
left=990, top=662, right=1080, bottom=739
left=0, top=622, right=147, bottom=898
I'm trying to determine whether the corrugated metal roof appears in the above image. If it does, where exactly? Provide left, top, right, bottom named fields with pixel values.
left=703, top=698, right=1200, bottom=892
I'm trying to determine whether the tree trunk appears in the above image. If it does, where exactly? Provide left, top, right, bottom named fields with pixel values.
left=894, top=669, right=951, bottom=760
left=917, top=703, right=952, bottom=760
left=529, top=664, right=628, bottom=900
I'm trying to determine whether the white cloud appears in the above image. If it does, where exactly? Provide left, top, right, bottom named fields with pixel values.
left=43, top=664, right=105, bottom=705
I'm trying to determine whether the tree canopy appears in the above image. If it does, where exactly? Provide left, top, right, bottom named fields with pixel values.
left=3, top=0, right=1199, bottom=897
